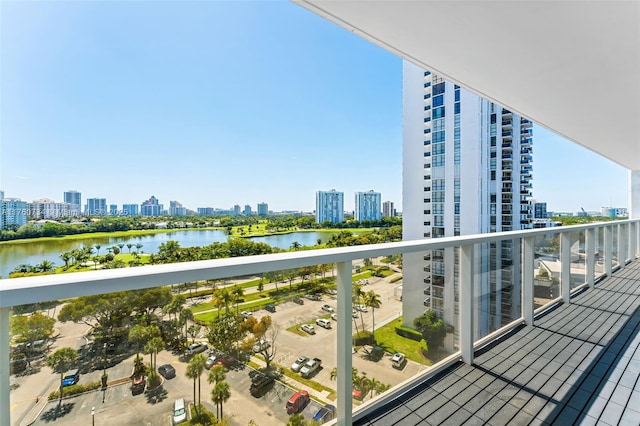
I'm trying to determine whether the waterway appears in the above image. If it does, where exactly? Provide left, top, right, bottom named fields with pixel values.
left=0, top=230, right=348, bottom=278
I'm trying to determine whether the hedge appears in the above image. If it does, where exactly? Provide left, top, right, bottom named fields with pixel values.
left=48, top=381, right=102, bottom=400
left=395, top=325, right=423, bottom=342
left=389, top=275, right=403, bottom=283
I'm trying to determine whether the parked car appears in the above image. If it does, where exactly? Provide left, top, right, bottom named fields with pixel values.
left=330, top=313, right=338, bottom=321
left=158, top=364, right=176, bottom=379
left=316, top=318, right=331, bottom=329
left=325, top=289, right=337, bottom=295
left=321, top=304, right=334, bottom=312
left=368, top=346, right=385, bottom=362
left=62, top=369, right=80, bottom=387
left=300, top=358, right=322, bottom=378
left=285, top=390, right=310, bottom=414
left=173, top=398, right=187, bottom=424
left=9, top=359, right=27, bottom=374
left=292, top=296, right=304, bottom=305
left=313, top=404, right=337, bottom=422
left=305, top=294, right=322, bottom=301
left=250, top=374, right=275, bottom=397
left=131, top=374, right=146, bottom=395
left=252, top=338, right=271, bottom=353
left=241, top=311, right=253, bottom=319
left=301, top=324, right=316, bottom=335
left=205, top=355, right=218, bottom=369
left=391, top=352, right=406, bottom=369
left=356, top=304, right=368, bottom=312
left=352, top=310, right=359, bottom=318
left=215, top=353, right=236, bottom=369
left=265, top=304, right=276, bottom=313
left=186, top=342, right=208, bottom=355
left=291, top=356, right=309, bottom=372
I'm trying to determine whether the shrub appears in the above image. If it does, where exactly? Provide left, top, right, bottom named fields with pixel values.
left=389, top=275, right=403, bottom=283
left=48, top=381, right=101, bottom=400
left=395, top=325, right=423, bottom=342
left=353, top=330, right=374, bottom=346
left=420, top=339, right=429, bottom=357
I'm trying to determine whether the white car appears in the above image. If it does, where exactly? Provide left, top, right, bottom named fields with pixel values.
left=330, top=313, right=338, bottom=321
left=322, top=304, right=334, bottom=313
left=356, top=304, right=368, bottom=312
left=291, top=356, right=309, bottom=372
left=241, top=311, right=253, bottom=319
left=252, top=338, right=271, bottom=353
left=301, top=324, right=316, bottom=335
left=391, top=352, right=406, bottom=369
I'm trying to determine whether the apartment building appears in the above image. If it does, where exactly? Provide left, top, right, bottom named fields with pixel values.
left=316, top=189, right=344, bottom=224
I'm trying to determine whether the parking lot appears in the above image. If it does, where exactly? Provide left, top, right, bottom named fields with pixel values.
left=11, top=268, right=427, bottom=425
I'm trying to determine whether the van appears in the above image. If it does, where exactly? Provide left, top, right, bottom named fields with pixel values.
left=173, top=398, right=187, bottom=424
left=285, top=390, right=309, bottom=414
left=315, top=318, right=331, bottom=329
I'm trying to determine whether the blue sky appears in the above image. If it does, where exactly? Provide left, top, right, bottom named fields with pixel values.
left=0, top=1, right=628, bottom=213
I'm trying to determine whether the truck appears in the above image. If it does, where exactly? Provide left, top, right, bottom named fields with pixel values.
left=300, top=357, right=321, bottom=378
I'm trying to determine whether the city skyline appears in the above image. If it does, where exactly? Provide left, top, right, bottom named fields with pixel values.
left=0, top=1, right=628, bottom=214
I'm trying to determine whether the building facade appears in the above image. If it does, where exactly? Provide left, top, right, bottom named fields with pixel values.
left=355, top=190, right=382, bottom=222
left=29, top=198, right=73, bottom=219
left=169, top=201, right=187, bottom=216
left=257, top=202, right=269, bottom=216
left=383, top=201, right=395, bottom=218
left=402, top=62, right=533, bottom=342
left=85, top=198, right=107, bottom=216
left=63, top=190, right=82, bottom=216
left=140, top=196, right=163, bottom=217
left=122, top=204, right=139, bottom=216
left=1, top=198, right=28, bottom=230
left=316, top=190, right=344, bottom=224
left=534, top=202, right=548, bottom=218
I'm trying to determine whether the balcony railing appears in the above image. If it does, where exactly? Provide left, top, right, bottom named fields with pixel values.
left=1, top=220, right=639, bottom=426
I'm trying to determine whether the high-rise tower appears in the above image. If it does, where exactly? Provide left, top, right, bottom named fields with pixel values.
left=402, top=61, right=533, bottom=343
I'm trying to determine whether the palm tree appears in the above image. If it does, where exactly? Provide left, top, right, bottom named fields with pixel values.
left=95, top=244, right=101, bottom=255
left=187, top=353, right=206, bottom=412
left=117, top=243, right=125, bottom=253
left=46, top=347, right=78, bottom=403
left=365, top=290, right=382, bottom=340
left=213, top=288, right=232, bottom=316
left=231, top=286, right=244, bottom=314
left=211, top=380, right=231, bottom=418
left=135, top=243, right=143, bottom=253
left=36, top=260, right=54, bottom=273
left=144, top=336, right=163, bottom=374
left=290, top=241, right=301, bottom=250
left=59, top=252, right=71, bottom=269
left=179, top=308, right=194, bottom=343
left=207, top=365, right=226, bottom=387
left=126, top=243, right=133, bottom=253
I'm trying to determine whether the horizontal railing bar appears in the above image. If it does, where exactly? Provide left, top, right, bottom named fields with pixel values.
left=1, top=220, right=638, bottom=308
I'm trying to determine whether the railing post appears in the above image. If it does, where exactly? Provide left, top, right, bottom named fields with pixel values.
left=522, top=237, right=534, bottom=325
left=460, top=244, right=474, bottom=365
left=560, top=232, right=571, bottom=303
left=336, top=261, right=352, bottom=426
left=618, top=224, right=627, bottom=268
left=605, top=225, right=613, bottom=276
left=0, top=307, right=10, bottom=426
left=586, top=227, right=595, bottom=288
left=631, top=221, right=638, bottom=260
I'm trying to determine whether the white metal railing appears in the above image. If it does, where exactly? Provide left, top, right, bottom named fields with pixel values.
left=1, top=219, right=638, bottom=426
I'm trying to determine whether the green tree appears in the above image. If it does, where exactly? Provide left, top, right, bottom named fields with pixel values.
left=46, top=348, right=78, bottom=402
left=11, top=312, right=56, bottom=361
left=186, top=353, right=206, bottom=413
left=143, top=336, right=164, bottom=374
left=413, top=310, right=453, bottom=352
left=364, top=290, right=382, bottom=340
left=207, top=365, right=226, bottom=386
left=59, top=252, right=72, bottom=269
left=211, top=380, right=231, bottom=418
left=231, top=286, right=244, bottom=315
left=36, top=260, right=55, bottom=273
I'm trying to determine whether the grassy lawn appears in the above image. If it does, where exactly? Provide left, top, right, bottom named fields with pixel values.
left=373, top=317, right=432, bottom=366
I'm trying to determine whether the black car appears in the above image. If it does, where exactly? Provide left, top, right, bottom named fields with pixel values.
left=10, top=359, right=27, bottom=374
left=250, top=374, right=275, bottom=397
left=158, top=364, right=176, bottom=379
left=265, top=304, right=276, bottom=313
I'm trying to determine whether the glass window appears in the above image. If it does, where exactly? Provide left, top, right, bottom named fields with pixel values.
left=432, top=107, right=445, bottom=119
left=455, top=90, right=460, bottom=102
left=433, top=95, right=444, bottom=107
left=454, top=102, right=460, bottom=114
left=432, top=82, right=445, bottom=95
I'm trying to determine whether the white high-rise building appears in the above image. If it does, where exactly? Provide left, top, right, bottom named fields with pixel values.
left=402, top=62, right=533, bottom=342
left=382, top=201, right=395, bottom=218
left=355, top=190, right=381, bottom=222
left=1, top=198, right=28, bottom=230
left=29, top=198, right=74, bottom=219
left=316, top=190, right=344, bottom=224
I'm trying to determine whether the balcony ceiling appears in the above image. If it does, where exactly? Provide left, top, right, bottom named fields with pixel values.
left=294, top=1, right=640, bottom=170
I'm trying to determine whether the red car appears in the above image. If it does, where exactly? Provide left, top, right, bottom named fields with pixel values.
left=286, top=390, right=309, bottom=414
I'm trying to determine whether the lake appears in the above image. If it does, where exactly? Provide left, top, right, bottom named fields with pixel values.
left=0, top=230, right=349, bottom=278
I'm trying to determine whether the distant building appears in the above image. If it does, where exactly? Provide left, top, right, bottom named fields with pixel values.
left=169, top=200, right=187, bottom=216
left=197, top=207, right=215, bottom=216
left=316, top=189, right=344, bottom=224
left=29, top=198, right=73, bottom=219
left=1, top=198, right=28, bottom=230
left=109, top=204, right=118, bottom=215
left=355, top=190, right=382, bottom=221
left=532, top=218, right=562, bottom=228
left=533, top=202, right=548, bottom=219
left=140, top=196, right=163, bottom=216
left=85, top=198, right=107, bottom=216
left=233, top=205, right=241, bottom=216
left=601, top=207, right=628, bottom=218
left=122, top=204, right=139, bottom=216
left=257, top=202, right=269, bottom=216
left=243, top=205, right=252, bottom=216
left=383, top=201, right=395, bottom=218
left=63, top=190, right=82, bottom=216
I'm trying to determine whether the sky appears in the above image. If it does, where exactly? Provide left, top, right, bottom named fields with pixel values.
left=0, top=1, right=628, bottom=214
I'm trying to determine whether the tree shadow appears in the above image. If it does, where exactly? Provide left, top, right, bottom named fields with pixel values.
left=145, top=386, right=168, bottom=405
left=39, top=402, right=75, bottom=422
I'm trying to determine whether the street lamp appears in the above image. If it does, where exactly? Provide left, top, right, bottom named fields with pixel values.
left=91, top=406, right=95, bottom=426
